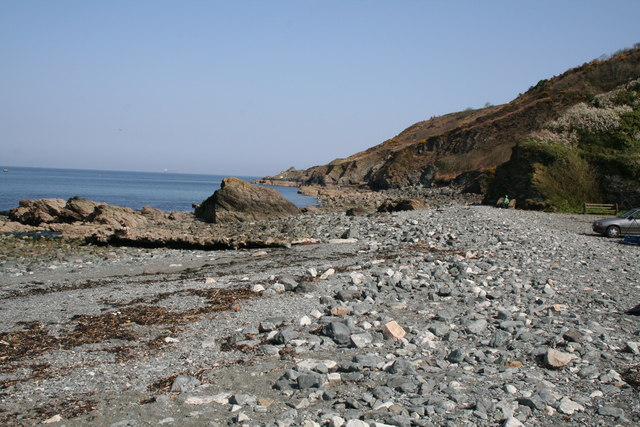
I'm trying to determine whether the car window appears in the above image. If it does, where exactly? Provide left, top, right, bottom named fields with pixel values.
left=621, top=209, right=640, bottom=218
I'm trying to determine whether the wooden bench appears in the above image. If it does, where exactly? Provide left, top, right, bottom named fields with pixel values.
left=583, top=202, right=618, bottom=215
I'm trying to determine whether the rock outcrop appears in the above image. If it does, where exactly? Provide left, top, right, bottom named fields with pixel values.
left=8, top=198, right=67, bottom=225
left=195, top=177, right=300, bottom=223
left=1, top=188, right=478, bottom=250
left=8, top=197, right=147, bottom=228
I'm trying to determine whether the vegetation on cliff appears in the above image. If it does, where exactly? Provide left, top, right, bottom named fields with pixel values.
left=486, top=78, right=640, bottom=211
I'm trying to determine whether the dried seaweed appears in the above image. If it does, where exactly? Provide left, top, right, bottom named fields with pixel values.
left=0, top=287, right=256, bottom=373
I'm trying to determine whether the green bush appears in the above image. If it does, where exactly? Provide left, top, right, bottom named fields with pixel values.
left=531, top=148, right=602, bottom=212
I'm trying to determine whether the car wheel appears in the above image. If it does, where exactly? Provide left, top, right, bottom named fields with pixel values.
left=606, top=225, right=621, bottom=238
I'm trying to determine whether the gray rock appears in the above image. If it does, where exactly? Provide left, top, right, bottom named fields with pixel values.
left=323, top=322, right=352, bottom=345
left=353, top=353, right=384, bottom=369
left=170, top=375, right=201, bottom=393
left=350, top=332, right=373, bottom=348
left=273, top=326, right=298, bottom=345
left=297, top=373, right=324, bottom=390
left=562, top=329, right=584, bottom=343
left=598, top=406, right=625, bottom=418
left=447, top=349, right=467, bottom=364
left=386, top=359, right=416, bottom=375
left=466, top=319, right=488, bottom=334
left=230, top=394, right=257, bottom=406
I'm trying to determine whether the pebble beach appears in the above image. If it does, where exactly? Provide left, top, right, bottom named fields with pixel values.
left=1, top=204, right=639, bottom=426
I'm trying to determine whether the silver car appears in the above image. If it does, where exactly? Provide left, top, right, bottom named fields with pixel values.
left=592, top=208, right=640, bottom=237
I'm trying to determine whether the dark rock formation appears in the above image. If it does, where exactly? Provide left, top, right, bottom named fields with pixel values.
left=195, top=177, right=299, bottom=223
left=377, top=198, right=426, bottom=213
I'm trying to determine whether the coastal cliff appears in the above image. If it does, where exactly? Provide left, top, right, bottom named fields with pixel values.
left=260, top=46, right=640, bottom=209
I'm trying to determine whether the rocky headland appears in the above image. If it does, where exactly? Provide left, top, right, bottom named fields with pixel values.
left=258, top=46, right=640, bottom=210
left=1, top=190, right=639, bottom=425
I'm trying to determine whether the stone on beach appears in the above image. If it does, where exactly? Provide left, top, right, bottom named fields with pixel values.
left=545, top=348, right=577, bottom=368
left=382, top=320, right=406, bottom=341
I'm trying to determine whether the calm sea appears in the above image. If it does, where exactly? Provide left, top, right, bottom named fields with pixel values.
left=0, top=166, right=316, bottom=212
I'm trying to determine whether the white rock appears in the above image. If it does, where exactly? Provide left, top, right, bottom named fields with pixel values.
left=503, top=384, right=517, bottom=394
left=185, top=396, right=217, bottom=405
left=320, top=268, right=335, bottom=279
left=413, top=330, right=438, bottom=348
left=328, top=238, right=358, bottom=244
left=236, top=412, right=250, bottom=422
left=558, top=397, right=585, bottom=415
left=327, top=373, right=341, bottom=384
left=211, top=392, right=231, bottom=404
left=350, top=271, right=366, bottom=285
left=345, top=420, right=369, bottom=427
left=502, top=417, right=523, bottom=427
left=545, top=348, right=577, bottom=368
left=42, top=415, right=63, bottom=424
left=252, top=284, right=265, bottom=293
left=297, top=359, right=337, bottom=371
left=310, top=309, right=323, bottom=319
left=373, top=401, right=394, bottom=410
left=299, top=315, right=312, bottom=326
left=329, top=415, right=346, bottom=427
left=360, top=320, right=372, bottom=330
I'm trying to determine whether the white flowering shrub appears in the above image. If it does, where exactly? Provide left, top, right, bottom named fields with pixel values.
left=548, top=103, right=632, bottom=134
left=528, top=129, right=578, bottom=147
left=538, top=78, right=640, bottom=142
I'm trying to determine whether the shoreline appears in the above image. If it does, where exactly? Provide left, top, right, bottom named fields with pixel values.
left=1, top=205, right=638, bottom=425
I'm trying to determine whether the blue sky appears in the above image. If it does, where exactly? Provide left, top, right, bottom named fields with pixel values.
left=1, top=1, right=639, bottom=176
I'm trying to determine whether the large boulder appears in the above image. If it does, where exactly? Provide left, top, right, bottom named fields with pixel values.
left=195, top=177, right=299, bottom=223
left=8, top=199, right=67, bottom=225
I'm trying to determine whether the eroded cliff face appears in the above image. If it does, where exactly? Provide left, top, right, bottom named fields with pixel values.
left=261, top=47, right=640, bottom=192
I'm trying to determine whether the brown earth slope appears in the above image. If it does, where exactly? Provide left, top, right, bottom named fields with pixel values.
left=260, top=46, right=640, bottom=190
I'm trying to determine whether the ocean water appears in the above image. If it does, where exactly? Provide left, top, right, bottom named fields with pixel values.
left=0, top=166, right=316, bottom=212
